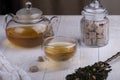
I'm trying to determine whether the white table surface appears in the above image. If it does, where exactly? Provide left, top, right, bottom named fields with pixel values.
left=0, top=15, right=120, bottom=80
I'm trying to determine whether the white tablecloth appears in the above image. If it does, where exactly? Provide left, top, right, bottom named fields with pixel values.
left=0, top=15, right=120, bottom=80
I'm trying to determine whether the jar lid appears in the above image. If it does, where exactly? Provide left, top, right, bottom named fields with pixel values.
left=15, top=2, right=43, bottom=23
left=82, top=0, right=108, bottom=15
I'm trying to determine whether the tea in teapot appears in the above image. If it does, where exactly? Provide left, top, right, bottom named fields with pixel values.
left=6, top=25, right=48, bottom=47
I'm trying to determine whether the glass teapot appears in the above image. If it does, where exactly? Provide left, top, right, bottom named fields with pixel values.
left=4, top=2, right=59, bottom=48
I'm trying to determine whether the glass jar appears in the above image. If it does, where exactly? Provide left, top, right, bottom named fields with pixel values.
left=80, top=0, right=109, bottom=47
left=4, top=2, right=59, bottom=48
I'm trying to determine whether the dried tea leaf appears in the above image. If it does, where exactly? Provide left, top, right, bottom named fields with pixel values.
left=38, top=56, right=44, bottom=62
left=29, top=66, right=39, bottom=72
left=66, top=61, right=112, bottom=80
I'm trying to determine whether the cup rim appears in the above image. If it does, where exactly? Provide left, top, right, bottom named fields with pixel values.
left=43, top=36, right=78, bottom=48
left=44, top=36, right=77, bottom=42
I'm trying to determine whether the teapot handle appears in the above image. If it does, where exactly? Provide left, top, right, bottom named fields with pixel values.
left=50, top=16, right=61, bottom=36
left=4, top=13, right=14, bottom=29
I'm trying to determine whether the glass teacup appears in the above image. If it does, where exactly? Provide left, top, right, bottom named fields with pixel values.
left=43, top=36, right=77, bottom=62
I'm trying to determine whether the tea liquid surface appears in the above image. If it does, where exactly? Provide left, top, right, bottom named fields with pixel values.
left=6, top=26, right=46, bottom=47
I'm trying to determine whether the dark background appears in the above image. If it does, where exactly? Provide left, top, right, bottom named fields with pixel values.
left=0, top=0, right=89, bottom=15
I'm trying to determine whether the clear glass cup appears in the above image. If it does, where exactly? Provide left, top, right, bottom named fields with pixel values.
left=43, top=36, right=77, bottom=62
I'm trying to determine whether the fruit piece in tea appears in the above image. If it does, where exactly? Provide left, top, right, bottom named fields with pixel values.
left=45, top=42, right=76, bottom=61
left=6, top=26, right=48, bottom=47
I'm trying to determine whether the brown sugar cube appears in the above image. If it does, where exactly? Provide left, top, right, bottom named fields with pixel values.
left=89, top=32, right=96, bottom=39
left=94, top=22, right=100, bottom=28
left=83, top=33, right=89, bottom=39
left=97, top=39, right=105, bottom=46
left=86, top=20, right=93, bottom=27
left=84, top=38, right=92, bottom=45
left=85, top=21, right=95, bottom=31
left=29, top=66, right=39, bottom=72
left=95, top=27, right=104, bottom=34
left=84, top=28, right=89, bottom=34
left=87, top=25, right=95, bottom=31
left=97, top=34, right=104, bottom=39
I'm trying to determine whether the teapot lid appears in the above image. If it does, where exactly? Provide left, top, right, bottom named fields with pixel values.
left=15, top=2, right=43, bottom=23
